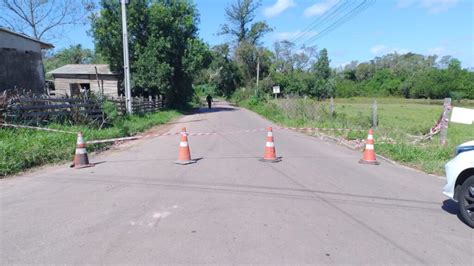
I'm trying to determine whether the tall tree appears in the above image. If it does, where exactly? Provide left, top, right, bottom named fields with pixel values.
left=219, top=0, right=271, bottom=45
left=313, top=48, right=331, bottom=81
left=92, top=0, right=210, bottom=107
left=219, top=0, right=272, bottom=86
left=0, top=0, right=94, bottom=41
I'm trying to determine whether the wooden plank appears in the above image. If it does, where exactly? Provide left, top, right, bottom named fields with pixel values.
left=9, top=103, right=101, bottom=111
left=10, top=97, right=92, bottom=103
left=9, top=110, right=103, bottom=118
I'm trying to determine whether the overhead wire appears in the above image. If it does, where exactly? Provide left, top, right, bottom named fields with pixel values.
left=302, top=0, right=376, bottom=46
left=280, top=0, right=376, bottom=49
left=287, top=0, right=355, bottom=45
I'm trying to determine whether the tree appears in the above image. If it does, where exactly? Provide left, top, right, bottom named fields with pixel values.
left=274, top=40, right=294, bottom=73
left=313, top=48, right=331, bottom=81
left=219, top=0, right=272, bottom=86
left=43, top=44, right=104, bottom=78
left=207, top=44, right=242, bottom=97
left=92, top=0, right=210, bottom=107
left=0, top=0, right=94, bottom=41
left=219, top=0, right=271, bottom=45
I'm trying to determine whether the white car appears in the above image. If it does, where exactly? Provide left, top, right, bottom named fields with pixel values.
left=443, top=141, right=474, bottom=227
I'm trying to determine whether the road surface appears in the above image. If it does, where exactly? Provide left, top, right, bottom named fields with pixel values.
left=1, top=101, right=472, bottom=264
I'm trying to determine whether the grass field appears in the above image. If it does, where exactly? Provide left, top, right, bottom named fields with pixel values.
left=0, top=110, right=181, bottom=177
left=238, top=97, right=474, bottom=175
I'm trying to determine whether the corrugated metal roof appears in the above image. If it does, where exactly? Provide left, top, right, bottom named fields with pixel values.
left=48, top=64, right=116, bottom=75
left=0, top=27, right=54, bottom=49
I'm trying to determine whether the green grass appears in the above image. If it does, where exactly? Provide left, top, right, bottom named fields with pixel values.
left=238, top=97, right=473, bottom=175
left=0, top=110, right=181, bottom=177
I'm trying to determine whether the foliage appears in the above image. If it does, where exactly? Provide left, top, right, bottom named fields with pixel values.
left=219, top=0, right=271, bottom=45
left=91, top=0, right=211, bottom=107
left=43, top=44, right=105, bottom=78
left=335, top=53, right=474, bottom=99
left=218, top=0, right=272, bottom=86
left=313, top=48, right=331, bottom=81
left=0, top=110, right=181, bottom=176
left=236, top=97, right=474, bottom=174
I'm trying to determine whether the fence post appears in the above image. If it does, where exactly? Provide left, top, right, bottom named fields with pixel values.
left=440, top=98, right=451, bottom=146
left=330, top=96, right=335, bottom=117
left=372, top=99, right=378, bottom=129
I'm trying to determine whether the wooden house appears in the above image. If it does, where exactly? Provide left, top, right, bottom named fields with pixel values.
left=48, top=64, right=120, bottom=98
left=0, top=27, right=54, bottom=94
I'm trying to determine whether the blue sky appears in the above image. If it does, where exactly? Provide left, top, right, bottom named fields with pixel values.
left=55, top=0, right=474, bottom=68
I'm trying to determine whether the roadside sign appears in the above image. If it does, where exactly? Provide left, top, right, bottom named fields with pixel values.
left=450, top=107, right=474, bottom=125
left=272, top=86, right=280, bottom=94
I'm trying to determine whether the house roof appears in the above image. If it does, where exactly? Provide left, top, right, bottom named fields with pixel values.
left=0, top=27, right=54, bottom=49
left=48, top=64, right=117, bottom=75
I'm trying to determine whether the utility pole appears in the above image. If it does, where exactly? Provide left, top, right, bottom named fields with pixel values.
left=121, top=0, right=132, bottom=114
left=256, top=52, right=260, bottom=97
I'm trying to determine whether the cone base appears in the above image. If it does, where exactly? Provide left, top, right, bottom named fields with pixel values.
left=359, top=159, right=380, bottom=165
left=259, top=157, right=282, bottom=163
left=174, top=159, right=197, bottom=165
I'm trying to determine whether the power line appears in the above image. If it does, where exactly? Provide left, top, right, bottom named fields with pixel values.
left=288, top=0, right=354, bottom=45
left=302, top=0, right=375, bottom=47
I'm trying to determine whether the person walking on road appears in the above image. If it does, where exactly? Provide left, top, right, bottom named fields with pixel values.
left=206, top=94, right=213, bottom=109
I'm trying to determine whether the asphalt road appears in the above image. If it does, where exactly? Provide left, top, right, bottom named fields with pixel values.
left=1, top=101, right=473, bottom=264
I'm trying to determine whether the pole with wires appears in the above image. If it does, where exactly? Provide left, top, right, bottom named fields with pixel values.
left=121, top=0, right=132, bottom=114
left=256, top=52, right=260, bottom=97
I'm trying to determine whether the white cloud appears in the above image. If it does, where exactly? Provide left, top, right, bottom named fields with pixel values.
left=273, top=30, right=317, bottom=41
left=395, top=0, right=459, bottom=14
left=304, top=0, right=340, bottom=17
left=263, top=0, right=296, bottom=18
left=370, top=44, right=409, bottom=55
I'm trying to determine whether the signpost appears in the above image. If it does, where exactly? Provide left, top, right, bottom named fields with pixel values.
left=272, top=85, right=280, bottom=99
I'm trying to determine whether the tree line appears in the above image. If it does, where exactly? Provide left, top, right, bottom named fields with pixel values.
left=33, top=0, right=474, bottom=107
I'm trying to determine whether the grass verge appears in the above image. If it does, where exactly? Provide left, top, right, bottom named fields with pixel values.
left=0, top=110, right=181, bottom=177
left=237, top=97, right=473, bottom=175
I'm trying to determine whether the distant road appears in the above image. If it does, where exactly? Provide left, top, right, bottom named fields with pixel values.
left=1, top=100, right=472, bottom=264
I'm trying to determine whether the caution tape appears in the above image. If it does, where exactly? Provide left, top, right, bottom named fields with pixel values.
left=0, top=123, right=78, bottom=134
left=86, top=136, right=144, bottom=145
left=276, top=127, right=365, bottom=132
left=1, top=122, right=367, bottom=146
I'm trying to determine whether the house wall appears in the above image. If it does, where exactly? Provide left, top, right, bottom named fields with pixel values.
left=0, top=31, right=46, bottom=94
left=52, top=74, right=119, bottom=98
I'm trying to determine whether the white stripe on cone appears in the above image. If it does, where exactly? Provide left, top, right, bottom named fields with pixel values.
left=365, top=144, right=374, bottom=150
left=267, top=132, right=273, bottom=137
left=180, top=142, right=188, bottom=147
left=77, top=136, right=84, bottom=144
left=76, top=148, right=87, bottom=154
left=368, top=135, right=373, bottom=140
left=266, top=142, right=275, bottom=147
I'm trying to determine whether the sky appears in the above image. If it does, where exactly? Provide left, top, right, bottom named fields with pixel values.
left=53, top=0, right=474, bottom=68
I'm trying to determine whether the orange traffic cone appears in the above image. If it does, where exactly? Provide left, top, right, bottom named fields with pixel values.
left=359, top=128, right=379, bottom=165
left=71, top=132, right=94, bottom=169
left=174, top=127, right=196, bottom=165
left=260, top=127, right=281, bottom=163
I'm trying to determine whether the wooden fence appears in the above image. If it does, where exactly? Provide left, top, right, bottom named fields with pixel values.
left=4, top=97, right=103, bottom=124
left=1, top=95, right=164, bottom=125
left=108, top=95, right=164, bottom=115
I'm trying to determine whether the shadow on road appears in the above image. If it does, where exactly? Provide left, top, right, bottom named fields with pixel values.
left=198, top=106, right=237, bottom=113
left=441, top=199, right=458, bottom=215
left=35, top=171, right=442, bottom=213
left=442, top=199, right=473, bottom=228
